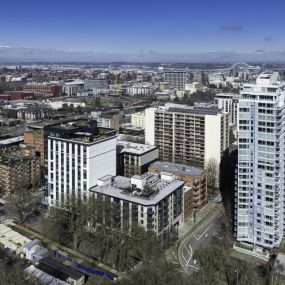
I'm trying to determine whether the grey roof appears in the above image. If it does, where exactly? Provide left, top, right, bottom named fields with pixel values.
left=25, top=265, right=69, bottom=285
left=150, top=161, right=204, bottom=176
left=24, top=239, right=40, bottom=250
left=90, top=174, right=185, bottom=206
left=0, top=136, right=24, bottom=146
left=117, top=140, right=158, bottom=155
left=40, top=257, right=84, bottom=280
left=166, top=106, right=220, bottom=115
left=18, top=107, right=43, bottom=112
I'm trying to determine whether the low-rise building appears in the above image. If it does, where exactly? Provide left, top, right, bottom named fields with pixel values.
left=117, top=141, right=159, bottom=177
left=0, top=117, right=20, bottom=127
left=17, top=107, right=48, bottom=121
left=62, top=80, right=84, bottom=96
left=23, top=239, right=49, bottom=263
left=90, top=111, right=120, bottom=130
left=158, top=82, right=170, bottom=91
left=131, top=111, right=145, bottom=128
left=25, top=265, right=69, bottom=285
left=148, top=161, right=207, bottom=221
left=90, top=172, right=185, bottom=236
left=23, top=83, right=61, bottom=97
left=0, top=224, right=31, bottom=252
left=38, top=257, right=85, bottom=285
left=209, top=73, right=226, bottom=87
left=0, top=136, right=24, bottom=148
left=185, top=82, right=203, bottom=94
left=126, top=84, right=153, bottom=96
left=2, top=91, right=35, bottom=101
left=45, top=101, right=86, bottom=110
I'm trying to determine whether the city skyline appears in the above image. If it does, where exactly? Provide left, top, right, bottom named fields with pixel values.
left=1, top=0, right=285, bottom=62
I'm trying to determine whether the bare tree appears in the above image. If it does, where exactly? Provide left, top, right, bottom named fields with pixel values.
left=206, top=158, right=219, bottom=189
left=7, top=189, right=37, bottom=224
left=42, top=195, right=162, bottom=272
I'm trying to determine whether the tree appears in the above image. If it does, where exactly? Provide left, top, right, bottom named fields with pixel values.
left=41, top=198, right=90, bottom=250
left=266, top=255, right=285, bottom=285
left=40, top=206, right=71, bottom=244
left=118, top=102, right=124, bottom=110
left=191, top=245, right=264, bottom=285
left=42, top=196, right=164, bottom=272
left=119, top=259, right=188, bottom=285
left=7, top=189, right=37, bottom=224
left=206, top=158, right=219, bottom=189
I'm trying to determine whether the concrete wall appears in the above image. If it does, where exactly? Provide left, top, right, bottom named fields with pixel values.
left=144, top=108, right=156, bottom=145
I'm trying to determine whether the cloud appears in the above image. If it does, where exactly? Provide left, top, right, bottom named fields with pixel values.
left=263, top=35, right=272, bottom=42
left=221, top=24, right=242, bottom=31
left=255, top=49, right=265, bottom=53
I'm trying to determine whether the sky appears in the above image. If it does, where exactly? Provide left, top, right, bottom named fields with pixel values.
left=1, top=0, right=285, bottom=61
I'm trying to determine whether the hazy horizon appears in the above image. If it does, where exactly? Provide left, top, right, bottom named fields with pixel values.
left=1, top=0, right=285, bottom=62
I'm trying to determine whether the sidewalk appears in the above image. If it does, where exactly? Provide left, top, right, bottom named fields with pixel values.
left=165, top=202, right=224, bottom=263
left=177, top=202, right=225, bottom=273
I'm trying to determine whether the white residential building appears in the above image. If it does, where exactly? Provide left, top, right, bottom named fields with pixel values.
left=90, top=172, right=185, bottom=236
left=45, top=101, right=86, bottom=110
left=214, top=93, right=240, bottom=125
left=236, top=72, right=285, bottom=248
left=47, top=120, right=117, bottom=206
left=126, top=84, right=153, bottom=96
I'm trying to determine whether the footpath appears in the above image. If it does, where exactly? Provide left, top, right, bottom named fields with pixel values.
left=178, top=201, right=223, bottom=238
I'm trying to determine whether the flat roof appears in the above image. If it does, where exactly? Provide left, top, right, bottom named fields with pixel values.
left=150, top=161, right=204, bottom=176
left=0, top=224, right=31, bottom=250
left=166, top=107, right=220, bottom=115
left=118, top=140, right=158, bottom=155
left=39, top=257, right=84, bottom=281
left=162, top=103, right=222, bottom=115
left=0, top=136, right=24, bottom=146
left=90, top=174, right=184, bottom=206
left=25, top=265, right=69, bottom=285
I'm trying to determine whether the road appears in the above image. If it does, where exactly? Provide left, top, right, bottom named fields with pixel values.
left=177, top=203, right=225, bottom=275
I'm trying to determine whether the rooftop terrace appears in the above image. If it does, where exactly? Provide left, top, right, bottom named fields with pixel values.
left=90, top=173, right=184, bottom=206
left=48, top=120, right=117, bottom=144
left=0, top=145, right=37, bottom=164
